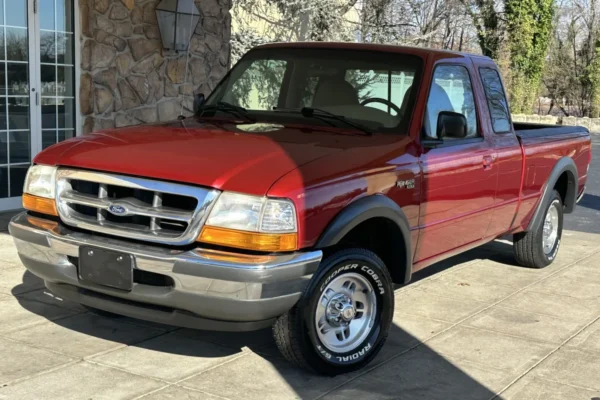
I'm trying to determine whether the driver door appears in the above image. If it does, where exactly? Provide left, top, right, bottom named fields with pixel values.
left=415, top=63, right=498, bottom=263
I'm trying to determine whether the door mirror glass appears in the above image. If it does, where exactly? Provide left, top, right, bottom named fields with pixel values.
left=437, top=111, right=468, bottom=139
left=193, top=93, right=205, bottom=114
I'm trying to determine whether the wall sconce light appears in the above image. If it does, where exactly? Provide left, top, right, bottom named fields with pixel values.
left=155, top=0, right=201, bottom=51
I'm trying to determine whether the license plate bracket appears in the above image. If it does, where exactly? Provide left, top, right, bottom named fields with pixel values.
left=78, top=246, right=134, bottom=291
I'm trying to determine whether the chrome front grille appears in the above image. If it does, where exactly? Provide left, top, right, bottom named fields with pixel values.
left=56, top=169, right=220, bottom=245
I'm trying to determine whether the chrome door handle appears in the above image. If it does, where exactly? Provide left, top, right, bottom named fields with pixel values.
left=483, top=155, right=495, bottom=169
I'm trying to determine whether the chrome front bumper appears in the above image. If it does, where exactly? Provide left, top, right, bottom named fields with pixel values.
left=9, top=212, right=322, bottom=331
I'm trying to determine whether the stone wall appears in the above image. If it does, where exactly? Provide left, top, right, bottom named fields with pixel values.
left=79, top=0, right=231, bottom=134
left=511, top=114, right=560, bottom=125
left=558, top=116, right=600, bottom=133
left=512, top=114, right=600, bottom=132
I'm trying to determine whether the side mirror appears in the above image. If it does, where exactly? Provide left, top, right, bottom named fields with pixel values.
left=193, top=93, right=205, bottom=114
left=437, top=111, right=468, bottom=139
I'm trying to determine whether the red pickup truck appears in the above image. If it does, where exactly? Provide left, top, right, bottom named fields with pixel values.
left=10, top=43, right=591, bottom=375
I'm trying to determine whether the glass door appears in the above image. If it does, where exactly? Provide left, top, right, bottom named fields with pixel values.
left=0, top=0, right=76, bottom=211
left=38, top=0, right=76, bottom=150
left=0, top=0, right=32, bottom=209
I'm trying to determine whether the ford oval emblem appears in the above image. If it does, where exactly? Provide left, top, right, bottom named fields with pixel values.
left=108, top=204, right=127, bottom=215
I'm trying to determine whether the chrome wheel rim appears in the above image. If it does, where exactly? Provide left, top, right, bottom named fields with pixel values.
left=543, top=200, right=560, bottom=254
left=315, top=272, right=377, bottom=353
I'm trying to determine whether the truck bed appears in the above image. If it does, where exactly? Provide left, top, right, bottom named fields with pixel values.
left=510, top=121, right=591, bottom=232
left=513, top=122, right=589, bottom=139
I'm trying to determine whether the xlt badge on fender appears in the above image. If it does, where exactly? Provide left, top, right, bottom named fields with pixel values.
left=396, top=179, right=415, bottom=189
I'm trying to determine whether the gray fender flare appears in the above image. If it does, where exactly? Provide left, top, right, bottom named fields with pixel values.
left=527, top=156, right=578, bottom=232
left=315, top=194, right=412, bottom=283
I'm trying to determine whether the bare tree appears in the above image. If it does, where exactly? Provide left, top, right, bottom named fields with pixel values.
left=460, top=0, right=502, bottom=58
left=543, top=0, right=600, bottom=116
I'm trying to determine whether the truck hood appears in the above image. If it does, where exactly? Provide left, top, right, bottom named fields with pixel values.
left=34, top=119, right=373, bottom=196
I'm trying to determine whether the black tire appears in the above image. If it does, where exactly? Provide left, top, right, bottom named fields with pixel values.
left=514, top=189, right=563, bottom=268
left=273, top=248, right=394, bottom=375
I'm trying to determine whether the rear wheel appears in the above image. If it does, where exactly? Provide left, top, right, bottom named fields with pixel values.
left=514, top=189, right=563, bottom=268
left=273, top=248, right=394, bottom=375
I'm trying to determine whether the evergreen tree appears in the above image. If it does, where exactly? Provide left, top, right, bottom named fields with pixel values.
left=505, top=0, right=554, bottom=113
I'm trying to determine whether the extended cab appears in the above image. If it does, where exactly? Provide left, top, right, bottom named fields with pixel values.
left=10, top=43, right=591, bottom=375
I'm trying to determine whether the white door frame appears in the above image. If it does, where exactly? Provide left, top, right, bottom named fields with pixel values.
left=0, top=0, right=80, bottom=212
left=73, top=0, right=81, bottom=137
left=30, top=0, right=42, bottom=157
left=0, top=0, right=38, bottom=211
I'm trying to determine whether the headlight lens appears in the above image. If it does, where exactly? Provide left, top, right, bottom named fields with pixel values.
left=205, top=192, right=297, bottom=233
left=200, top=192, right=298, bottom=251
left=260, top=199, right=296, bottom=232
left=23, top=165, right=57, bottom=199
left=206, top=192, right=265, bottom=231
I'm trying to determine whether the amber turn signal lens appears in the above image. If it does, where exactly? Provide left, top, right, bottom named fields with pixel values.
left=22, top=193, right=58, bottom=216
left=26, top=215, right=59, bottom=231
left=198, top=226, right=298, bottom=252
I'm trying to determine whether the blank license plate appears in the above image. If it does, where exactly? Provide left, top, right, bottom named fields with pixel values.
left=78, top=246, right=134, bottom=291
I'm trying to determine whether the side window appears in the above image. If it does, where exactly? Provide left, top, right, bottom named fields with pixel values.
left=224, top=59, right=287, bottom=110
left=479, top=68, right=511, bottom=133
left=425, top=65, right=478, bottom=139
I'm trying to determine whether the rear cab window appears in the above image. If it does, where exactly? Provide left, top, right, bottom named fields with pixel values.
left=479, top=68, right=512, bottom=133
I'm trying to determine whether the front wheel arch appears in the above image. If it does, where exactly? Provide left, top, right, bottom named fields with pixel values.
left=315, top=195, right=412, bottom=284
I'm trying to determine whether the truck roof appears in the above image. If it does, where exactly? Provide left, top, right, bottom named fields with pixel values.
left=254, top=41, right=492, bottom=61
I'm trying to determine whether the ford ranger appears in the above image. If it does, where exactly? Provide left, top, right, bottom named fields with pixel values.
left=9, top=43, right=591, bottom=375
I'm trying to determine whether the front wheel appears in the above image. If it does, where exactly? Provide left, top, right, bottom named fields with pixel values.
left=273, top=248, right=394, bottom=375
left=514, top=189, right=563, bottom=268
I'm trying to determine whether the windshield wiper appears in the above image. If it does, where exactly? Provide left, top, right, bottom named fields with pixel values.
left=200, top=101, right=255, bottom=122
left=274, top=107, right=373, bottom=136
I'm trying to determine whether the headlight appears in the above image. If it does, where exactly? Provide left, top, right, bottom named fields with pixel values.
left=22, top=165, right=58, bottom=216
left=205, top=192, right=266, bottom=232
left=206, top=192, right=296, bottom=233
left=23, top=165, right=57, bottom=199
left=199, top=192, right=298, bottom=251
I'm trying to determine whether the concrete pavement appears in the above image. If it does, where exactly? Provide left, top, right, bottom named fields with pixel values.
left=0, top=228, right=599, bottom=399
left=564, top=132, right=600, bottom=234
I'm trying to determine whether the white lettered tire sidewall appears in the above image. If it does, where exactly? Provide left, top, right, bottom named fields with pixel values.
left=513, top=189, right=565, bottom=269
left=540, top=193, right=563, bottom=263
left=302, top=250, right=394, bottom=369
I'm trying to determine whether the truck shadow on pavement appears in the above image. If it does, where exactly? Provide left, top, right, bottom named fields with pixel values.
left=576, top=193, right=600, bottom=212
left=9, top=241, right=520, bottom=399
left=407, top=238, right=519, bottom=285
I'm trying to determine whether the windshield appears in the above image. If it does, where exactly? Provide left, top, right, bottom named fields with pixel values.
left=204, top=48, right=423, bottom=134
